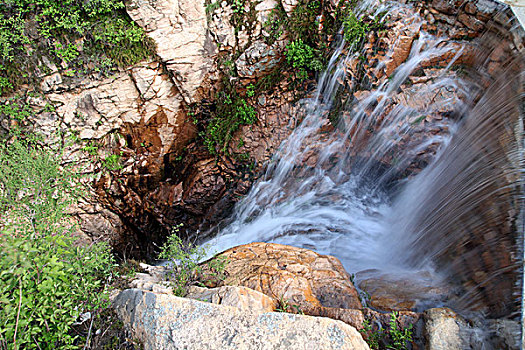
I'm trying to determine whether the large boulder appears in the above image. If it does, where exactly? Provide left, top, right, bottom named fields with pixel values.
left=209, top=242, right=362, bottom=314
left=113, top=288, right=370, bottom=350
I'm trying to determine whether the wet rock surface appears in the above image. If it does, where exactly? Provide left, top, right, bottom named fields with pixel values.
left=357, top=272, right=449, bottom=312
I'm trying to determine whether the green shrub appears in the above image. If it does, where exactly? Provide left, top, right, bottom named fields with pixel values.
left=359, top=311, right=413, bottom=350
left=204, top=91, right=257, bottom=155
left=0, top=0, right=155, bottom=93
left=0, top=97, right=33, bottom=122
left=102, top=153, right=122, bottom=171
left=285, top=39, right=323, bottom=80
left=0, top=136, right=115, bottom=349
left=342, top=11, right=385, bottom=48
left=387, top=311, right=413, bottom=350
left=159, top=226, right=227, bottom=296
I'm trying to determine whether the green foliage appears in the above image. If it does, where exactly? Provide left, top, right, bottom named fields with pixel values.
left=286, top=39, right=322, bottom=71
left=0, top=136, right=115, bottom=349
left=205, top=1, right=221, bottom=15
left=343, top=12, right=369, bottom=46
left=0, top=0, right=155, bottom=93
left=342, top=10, right=386, bottom=48
left=102, top=153, right=122, bottom=171
left=263, top=7, right=286, bottom=43
left=246, top=83, right=256, bottom=98
left=204, top=90, right=257, bottom=155
left=159, top=226, right=228, bottom=297
left=387, top=311, right=413, bottom=350
left=0, top=97, right=33, bottom=122
left=285, top=39, right=323, bottom=81
left=287, top=0, right=323, bottom=43
left=275, top=296, right=304, bottom=314
left=359, top=311, right=413, bottom=350
left=81, top=142, right=99, bottom=156
left=360, top=318, right=381, bottom=350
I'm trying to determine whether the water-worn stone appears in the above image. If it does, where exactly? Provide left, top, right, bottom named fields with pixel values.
left=423, top=308, right=468, bottom=349
left=113, top=289, right=370, bottom=350
left=358, top=273, right=449, bottom=312
left=211, top=242, right=362, bottom=315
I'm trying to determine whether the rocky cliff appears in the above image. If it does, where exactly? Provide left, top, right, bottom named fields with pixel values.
left=1, top=0, right=523, bottom=319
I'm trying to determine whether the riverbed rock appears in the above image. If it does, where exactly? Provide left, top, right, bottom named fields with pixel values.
left=423, top=308, right=468, bottom=349
left=113, top=288, right=371, bottom=350
left=358, top=272, right=449, bottom=312
left=209, top=242, right=362, bottom=315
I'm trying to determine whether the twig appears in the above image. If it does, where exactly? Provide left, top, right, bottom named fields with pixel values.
left=83, top=314, right=95, bottom=350
left=32, top=336, right=42, bottom=350
left=13, top=277, right=22, bottom=350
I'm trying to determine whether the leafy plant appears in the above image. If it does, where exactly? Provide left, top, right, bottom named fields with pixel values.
left=343, top=12, right=369, bottom=46
left=0, top=0, right=155, bottom=94
left=359, top=312, right=413, bottom=350
left=342, top=11, right=386, bottom=48
left=102, top=153, right=122, bottom=171
left=285, top=39, right=323, bottom=80
left=82, top=141, right=99, bottom=156
left=0, top=97, right=33, bottom=122
left=204, top=90, right=257, bottom=155
left=205, top=1, right=220, bottom=15
left=0, top=136, right=115, bottom=349
left=359, top=318, right=382, bottom=350
left=159, top=226, right=228, bottom=296
left=275, top=296, right=304, bottom=314
left=387, top=311, right=413, bottom=350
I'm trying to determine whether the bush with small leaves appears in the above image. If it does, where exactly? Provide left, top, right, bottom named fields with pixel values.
left=159, top=226, right=227, bottom=296
left=0, top=135, right=115, bottom=349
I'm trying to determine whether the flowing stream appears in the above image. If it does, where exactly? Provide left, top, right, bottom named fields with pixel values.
left=202, top=1, right=523, bottom=318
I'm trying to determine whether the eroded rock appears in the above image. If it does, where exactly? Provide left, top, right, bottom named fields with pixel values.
left=210, top=242, right=362, bottom=315
left=423, top=308, right=468, bottom=349
left=187, top=285, right=278, bottom=313
left=126, top=0, right=214, bottom=103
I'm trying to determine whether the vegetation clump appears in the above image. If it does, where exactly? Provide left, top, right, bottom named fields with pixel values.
left=360, top=311, right=414, bottom=350
left=285, top=39, right=324, bottom=80
left=0, top=0, right=155, bottom=94
left=0, top=132, right=116, bottom=349
left=204, top=90, right=256, bottom=155
left=340, top=5, right=386, bottom=49
left=159, top=225, right=228, bottom=297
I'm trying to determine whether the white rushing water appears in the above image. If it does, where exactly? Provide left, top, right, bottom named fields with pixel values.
left=201, top=1, right=523, bottom=318
left=202, top=4, right=468, bottom=277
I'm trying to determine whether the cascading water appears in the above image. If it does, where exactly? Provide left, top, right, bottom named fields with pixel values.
left=202, top=0, right=524, bottom=320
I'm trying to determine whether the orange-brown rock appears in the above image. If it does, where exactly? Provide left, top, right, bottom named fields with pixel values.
left=358, top=274, right=449, bottom=312
left=212, top=242, right=362, bottom=316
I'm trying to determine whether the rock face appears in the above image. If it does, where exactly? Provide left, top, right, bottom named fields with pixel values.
left=126, top=0, right=214, bottom=103
left=113, top=288, right=370, bottom=350
left=212, top=242, right=362, bottom=315
left=6, top=0, right=524, bottom=320
left=358, top=273, right=449, bottom=312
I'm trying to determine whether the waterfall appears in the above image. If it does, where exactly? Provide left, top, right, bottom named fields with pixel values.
left=202, top=2, right=524, bottom=318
